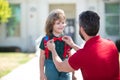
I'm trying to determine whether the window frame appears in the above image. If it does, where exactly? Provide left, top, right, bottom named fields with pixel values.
left=104, top=2, right=120, bottom=36
left=5, top=4, right=21, bottom=38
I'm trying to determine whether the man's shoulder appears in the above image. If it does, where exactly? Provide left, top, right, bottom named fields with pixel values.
left=102, top=38, right=115, bottom=46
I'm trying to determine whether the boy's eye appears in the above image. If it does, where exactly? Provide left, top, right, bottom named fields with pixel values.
left=62, top=22, right=65, bottom=24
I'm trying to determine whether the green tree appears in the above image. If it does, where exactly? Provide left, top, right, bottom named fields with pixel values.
left=0, top=0, right=11, bottom=23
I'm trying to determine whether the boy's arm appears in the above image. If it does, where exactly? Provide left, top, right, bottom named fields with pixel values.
left=39, top=49, right=47, bottom=80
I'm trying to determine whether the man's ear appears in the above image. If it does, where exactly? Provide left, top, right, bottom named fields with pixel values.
left=80, top=27, right=83, bottom=33
left=80, top=26, right=86, bottom=35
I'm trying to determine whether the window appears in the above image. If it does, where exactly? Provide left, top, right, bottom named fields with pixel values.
left=105, top=3, right=120, bottom=36
left=6, top=4, right=21, bottom=37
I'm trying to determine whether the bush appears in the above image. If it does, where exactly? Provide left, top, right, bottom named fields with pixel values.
left=0, top=46, right=21, bottom=52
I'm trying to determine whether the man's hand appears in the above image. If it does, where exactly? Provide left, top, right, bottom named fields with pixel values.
left=63, top=36, right=80, bottom=51
left=47, top=39, right=55, bottom=51
left=62, top=36, right=75, bottom=47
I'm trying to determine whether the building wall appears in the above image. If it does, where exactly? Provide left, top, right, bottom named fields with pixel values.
left=0, top=0, right=119, bottom=52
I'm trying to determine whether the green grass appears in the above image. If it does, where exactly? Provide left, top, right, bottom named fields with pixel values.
left=0, top=52, right=35, bottom=78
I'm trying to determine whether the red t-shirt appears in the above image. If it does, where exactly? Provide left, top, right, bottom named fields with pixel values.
left=68, top=35, right=119, bottom=80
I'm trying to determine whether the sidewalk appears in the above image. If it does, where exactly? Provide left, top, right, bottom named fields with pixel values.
left=0, top=52, right=119, bottom=80
left=0, top=55, right=83, bottom=80
left=0, top=56, right=40, bottom=80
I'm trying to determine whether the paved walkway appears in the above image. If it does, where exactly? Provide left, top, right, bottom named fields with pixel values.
left=0, top=56, right=40, bottom=80
left=0, top=55, right=83, bottom=80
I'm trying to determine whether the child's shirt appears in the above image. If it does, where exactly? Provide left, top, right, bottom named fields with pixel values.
left=39, top=34, right=66, bottom=60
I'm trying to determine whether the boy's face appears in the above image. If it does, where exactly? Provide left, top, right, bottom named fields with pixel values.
left=53, top=19, right=66, bottom=34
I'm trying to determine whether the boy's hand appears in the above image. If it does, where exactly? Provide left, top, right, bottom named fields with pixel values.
left=40, top=73, right=47, bottom=80
left=72, top=71, right=77, bottom=80
left=72, top=75, right=77, bottom=80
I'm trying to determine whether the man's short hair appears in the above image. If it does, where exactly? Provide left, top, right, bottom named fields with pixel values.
left=79, top=11, right=100, bottom=36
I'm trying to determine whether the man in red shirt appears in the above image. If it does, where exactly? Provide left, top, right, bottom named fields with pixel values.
left=47, top=11, right=119, bottom=80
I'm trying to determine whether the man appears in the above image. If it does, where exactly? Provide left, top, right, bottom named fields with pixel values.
left=47, top=11, right=119, bottom=80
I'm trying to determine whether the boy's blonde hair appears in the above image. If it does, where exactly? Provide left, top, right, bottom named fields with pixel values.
left=45, top=9, right=66, bottom=36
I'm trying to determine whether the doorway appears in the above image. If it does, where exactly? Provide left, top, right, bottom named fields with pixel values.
left=49, top=4, right=76, bottom=41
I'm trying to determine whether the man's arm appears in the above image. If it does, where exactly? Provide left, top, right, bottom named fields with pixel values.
left=62, top=36, right=80, bottom=51
left=51, top=48, right=75, bottom=72
left=47, top=40, right=75, bottom=72
left=70, top=43, right=80, bottom=51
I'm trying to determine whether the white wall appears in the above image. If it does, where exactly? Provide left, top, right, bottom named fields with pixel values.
left=1, top=0, right=117, bottom=52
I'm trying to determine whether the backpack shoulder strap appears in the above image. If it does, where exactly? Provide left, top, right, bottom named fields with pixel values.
left=43, top=35, right=49, bottom=59
left=63, top=43, right=71, bottom=58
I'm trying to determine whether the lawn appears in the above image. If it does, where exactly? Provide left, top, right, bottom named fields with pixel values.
left=0, top=52, right=35, bottom=78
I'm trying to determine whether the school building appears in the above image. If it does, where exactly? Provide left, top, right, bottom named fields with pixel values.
left=0, top=0, right=120, bottom=52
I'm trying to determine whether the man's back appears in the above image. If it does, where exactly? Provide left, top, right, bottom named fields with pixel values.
left=68, top=36, right=119, bottom=80
left=83, top=36, right=119, bottom=80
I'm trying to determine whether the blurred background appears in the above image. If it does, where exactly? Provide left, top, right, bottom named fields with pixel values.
left=0, top=0, right=120, bottom=53
left=0, top=0, right=120, bottom=79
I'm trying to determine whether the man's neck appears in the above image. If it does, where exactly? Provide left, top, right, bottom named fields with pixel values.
left=85, top=36, right=92, bottom=41
left=85, top=35, right=97, bottom=42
